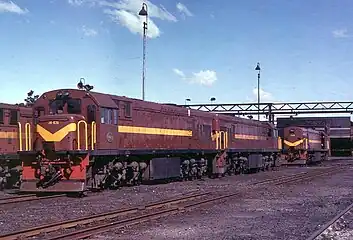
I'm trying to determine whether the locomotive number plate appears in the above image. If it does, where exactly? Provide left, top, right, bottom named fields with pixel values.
left=48, top=121, right=60, bottom=125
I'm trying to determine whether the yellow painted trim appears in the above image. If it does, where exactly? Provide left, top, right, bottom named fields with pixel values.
left=91, top=121, right=97, bottom=150
left=18, top=122, right=22, bottom=151
left=118, top=125, right=192, bottom=137
left=0, top=132, right=18, bottom=139
left=77, top=120, right=88, bottom=150
left=37, top=123, right=77, bottom=142
left=309, top=139, right=322, bottom=144
left=284, top=139, right=305, bottom=147
left=277, top=136, right=282, bottom=150
left=25, top=123, right=31, bottom=151
left=234, top=134, right=267, bottom=140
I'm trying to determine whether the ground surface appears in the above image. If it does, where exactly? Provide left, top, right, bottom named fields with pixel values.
left=87, top=163, right=353, bottom=240
left=0, top=160, right=352, bottom=240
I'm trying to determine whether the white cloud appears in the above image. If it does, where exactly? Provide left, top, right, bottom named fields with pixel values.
left=69, top=0, right=177, bottom=39
left=81, top=25, right=98, bottom=36
left=332, top=28, right=349, bottom=38
left=0, top=1, right=28, bottom=14
left=190, top=70, right=217, bottom=86
left=173, top=68, right=185, bottom=78
left=104, top=9, right=160, bottom=38
left=252, top=88, right=274, bottom=101
left=176, top=2, right=193, bottom=17
left=68, top=0, right=83, bottom=6
left=173, top=68, right=217, bottom=86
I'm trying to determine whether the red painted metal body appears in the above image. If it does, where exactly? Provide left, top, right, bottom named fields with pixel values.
left=0, top=103, right=32, bottom=188
left=18, top=89, right=281, bottom=193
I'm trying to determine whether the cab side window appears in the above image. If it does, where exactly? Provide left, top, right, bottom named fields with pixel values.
left=113, top=109, right=118, bottom=124
left=100, top=107, right=118, bottom=125
left=10, top=110, right=18, bottom=125
left=0, top=108, right=3, bottom=124
left=267, top=128, right=273, bottom=137
left=124, top=102, right=131, bottom=118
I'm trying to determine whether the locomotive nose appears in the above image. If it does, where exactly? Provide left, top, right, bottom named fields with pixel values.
left=35, top=115, right=86, bottom=153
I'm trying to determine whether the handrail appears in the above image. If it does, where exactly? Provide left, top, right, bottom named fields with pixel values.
left=220, top=131, right=225, bottom=150
left=17, top=122, right=22, bottom=151
left=277, top=137, right=282, bottom=150
left=212, top=130, right=228, bottom=150
left=220, top=131, right=228, bottom=150
left=77, top=120, right=88, bottom=150
left=216, top=131, right=220, bottom=149
left=25, top=122, right=31, bottom=151
left=91, top=121, right=97, bottom=150
left=225, top=131, right=228, bottom=149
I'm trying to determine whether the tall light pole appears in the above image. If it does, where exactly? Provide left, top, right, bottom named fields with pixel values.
left=138, top=3, right=148, bottom=101
left=185, top=98, right=191, bottom=105
left=255, top=62, right=261, bottom=121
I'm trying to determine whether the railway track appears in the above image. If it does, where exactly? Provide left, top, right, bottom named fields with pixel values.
left=306, top=202, right=353, bottom=240
left=0, top=194, right=67, bottom=206
left=253, top=166, right=344, bottom=186
left=0, top=165, right=347, bottom=240
left=0, top=191, right=216, bottom=240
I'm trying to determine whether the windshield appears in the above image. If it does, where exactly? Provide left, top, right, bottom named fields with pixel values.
left=49, top=98, right=81, bottom=114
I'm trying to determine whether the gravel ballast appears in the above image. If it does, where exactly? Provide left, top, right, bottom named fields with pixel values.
left=87, top=165, right=353, bottom=240
left=0, top=161, right=351, bottom=239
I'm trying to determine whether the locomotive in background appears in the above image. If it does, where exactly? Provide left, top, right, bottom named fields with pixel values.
left=0, top=91, right=38, bottom=189
left=17, top=81, right=282, bottom=194
left=280, top=126, right=329, bottom=165
left=0, top=103, right=32, bottom=189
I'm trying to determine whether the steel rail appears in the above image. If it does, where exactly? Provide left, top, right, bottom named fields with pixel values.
left=273, top=168, right=341, bottom=185
left=0, top=192, right=211, bottom=240
left=306, top=202, right=353, bottom=240
left=253, top=167, right=340, bottom=186
left=252, top=168, right=329, bottom=185
left=0, top=194, right=66, bottom=206
left=47, top=193, right=239, bottom=240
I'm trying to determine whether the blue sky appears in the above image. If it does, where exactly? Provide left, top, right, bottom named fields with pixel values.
left=1, top=0, right=353, bottom=112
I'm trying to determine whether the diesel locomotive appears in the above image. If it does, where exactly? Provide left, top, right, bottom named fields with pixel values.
left=0, top=103, right=32, bottom=189
left=16, top=84, right=283, bottom=194
left=281, top=126, right=329, bottom=165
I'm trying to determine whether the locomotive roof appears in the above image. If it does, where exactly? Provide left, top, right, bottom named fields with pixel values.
left=0, top=102, right=31, bottom=111
left=41, top=89, right=273, bottom=128
left=284, top=125, right=323, bottom=134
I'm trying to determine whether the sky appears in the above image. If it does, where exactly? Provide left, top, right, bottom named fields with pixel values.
left=1, top=0, right=353, bottom=120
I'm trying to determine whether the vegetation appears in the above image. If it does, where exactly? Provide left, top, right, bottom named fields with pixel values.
left=17, top=90, right=39, bottom=107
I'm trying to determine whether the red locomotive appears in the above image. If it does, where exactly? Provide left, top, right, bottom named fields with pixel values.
left=281, top=126, right=329, bottom=165
left=18, top=84, right=282, bottom=193
left=0, top=103, right=32, bottom=189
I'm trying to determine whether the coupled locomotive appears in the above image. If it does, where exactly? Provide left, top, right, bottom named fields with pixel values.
left=0, top=103, right=32, bottom=189
left=281, top=126, right=329, bottom=165
left=18, top=86, right=282, bottom=193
